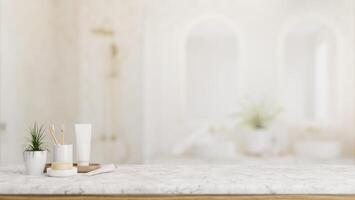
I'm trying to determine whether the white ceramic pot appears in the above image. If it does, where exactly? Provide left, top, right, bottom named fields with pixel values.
left=23, top=150, right=47, bottom=175
left=244, top=129, right=273, bottom=156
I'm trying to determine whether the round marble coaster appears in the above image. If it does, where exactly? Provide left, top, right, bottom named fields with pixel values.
left=47, top=167, right=77, bottom=177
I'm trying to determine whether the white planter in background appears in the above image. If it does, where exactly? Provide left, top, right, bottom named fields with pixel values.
left=23, top=151, right=47, bottom=175
left=243, top=129, right=273, bottom=156
left=294, top=140, right=341, bottom=160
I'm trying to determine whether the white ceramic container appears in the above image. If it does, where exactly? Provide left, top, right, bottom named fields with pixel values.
left=53, top=144, right=73, bottom=163
left=47, top=167, right=77, bottom=177
left=244, top=129, right=273, bottom=156
left=23, top=150, right=47, bottom=176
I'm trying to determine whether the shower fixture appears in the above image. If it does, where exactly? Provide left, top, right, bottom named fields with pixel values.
left=91, top=27, right=115, bottom=37
left=89, top=25, right=127, bottom=163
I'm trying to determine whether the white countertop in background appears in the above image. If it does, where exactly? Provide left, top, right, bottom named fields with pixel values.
left=1, top=165, right=355, bottom=195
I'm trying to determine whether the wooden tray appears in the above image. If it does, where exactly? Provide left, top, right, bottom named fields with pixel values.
left=44, top=163, right=100, bottom=173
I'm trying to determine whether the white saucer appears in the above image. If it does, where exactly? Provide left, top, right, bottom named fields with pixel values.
left=47, top=167, right=78, bottom=177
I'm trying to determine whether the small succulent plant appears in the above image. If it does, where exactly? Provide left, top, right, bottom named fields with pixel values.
left=24, top=122, right=47, bottom=151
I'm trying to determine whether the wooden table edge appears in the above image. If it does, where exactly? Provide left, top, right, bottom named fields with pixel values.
left=1, top=195, right=355, bottom=200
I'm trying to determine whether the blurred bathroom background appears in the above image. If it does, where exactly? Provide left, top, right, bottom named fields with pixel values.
left=0, top=0, right=355, bottom=164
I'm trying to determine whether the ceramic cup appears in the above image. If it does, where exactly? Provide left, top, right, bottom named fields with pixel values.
left=53, top=144, right=73, bottom=170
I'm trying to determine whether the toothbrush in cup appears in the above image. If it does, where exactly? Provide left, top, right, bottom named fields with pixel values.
left=49, top=124, right=58, bottom=145
left=60, top=125, right=65, bottom=145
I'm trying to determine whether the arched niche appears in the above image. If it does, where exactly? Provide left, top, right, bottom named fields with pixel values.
left=184, top=18, right=239, bottom=121
left=282, top=22, right=337, bottom=122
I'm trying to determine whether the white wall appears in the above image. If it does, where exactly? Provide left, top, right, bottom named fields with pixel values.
left=0, top=0, right=145, bottom=164
left=0, top=0, right=54, bottom=163
left=143, top=0, right=355, bottom=161
left=1, top=0, right=355, bottom=164
left=0, top=0, right=80, bottom=163
left=185, top=20, right=239, bottom=120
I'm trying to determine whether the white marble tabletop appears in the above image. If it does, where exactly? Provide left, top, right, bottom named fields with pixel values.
left=1, top=165, right=355, bottom=195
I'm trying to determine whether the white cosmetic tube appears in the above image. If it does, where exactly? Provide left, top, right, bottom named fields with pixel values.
left=75, top=124, right=92, bottom=166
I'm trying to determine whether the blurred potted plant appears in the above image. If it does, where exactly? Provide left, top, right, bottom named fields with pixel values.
left=237, top=100, right=282, bottom=156
left=23, top=122, right=47, bottom=175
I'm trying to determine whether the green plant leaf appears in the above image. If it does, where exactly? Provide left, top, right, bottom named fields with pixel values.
left=236, top=100, right=282, bottom=129
left=24, top=122, right=47, bottom=151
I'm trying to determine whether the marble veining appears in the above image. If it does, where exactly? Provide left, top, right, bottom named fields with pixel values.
left=1, top=165, right=355, bottom=195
